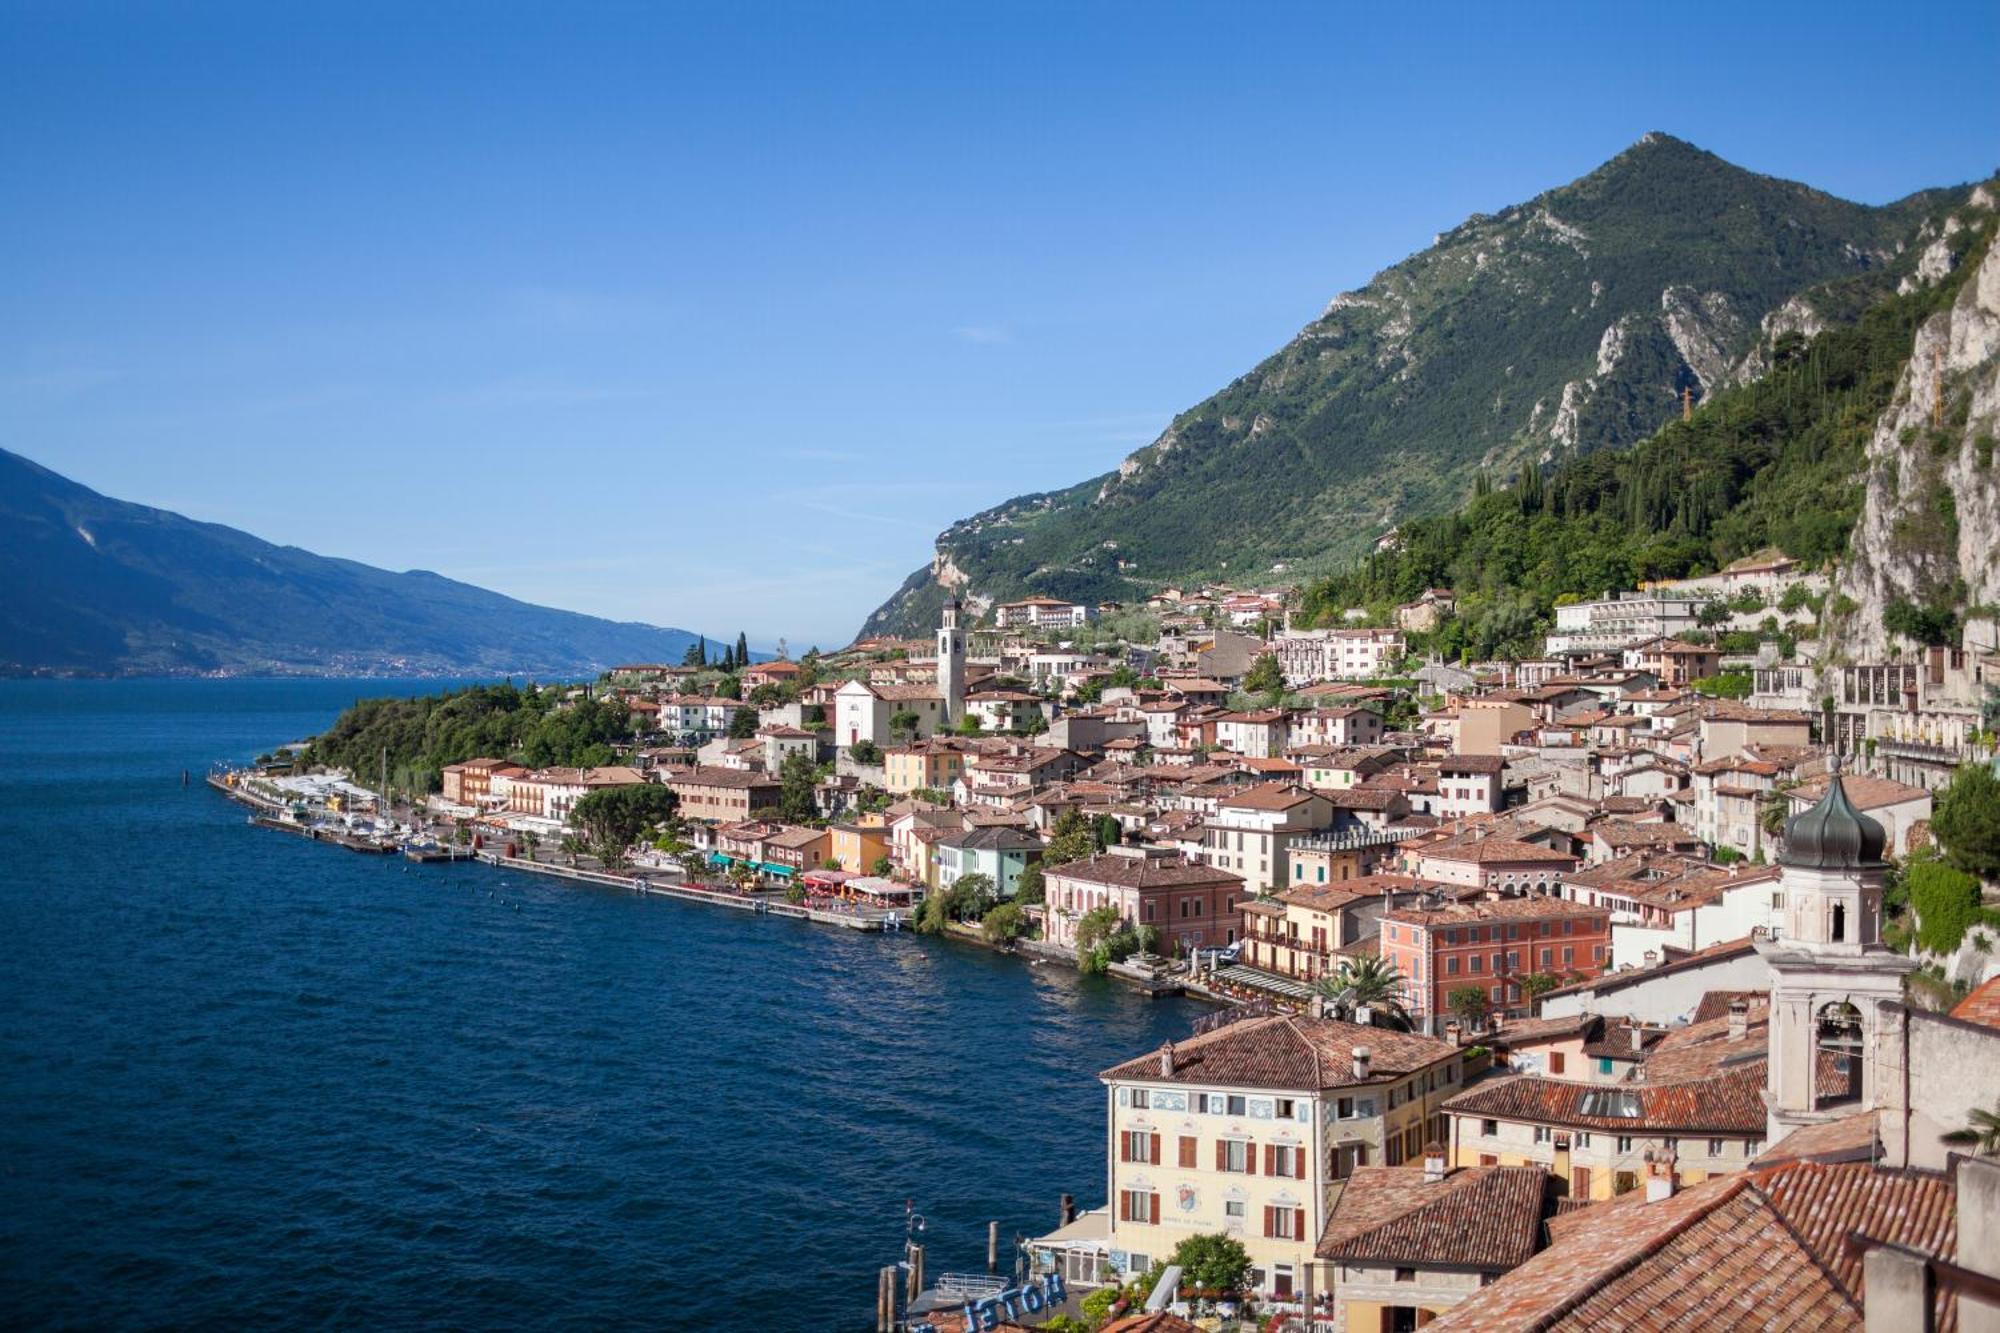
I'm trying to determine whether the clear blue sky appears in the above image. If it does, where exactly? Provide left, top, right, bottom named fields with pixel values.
left=4, top=3, right=1996, bottom=648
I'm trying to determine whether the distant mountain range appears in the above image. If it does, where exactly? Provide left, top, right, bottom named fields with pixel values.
left=862, top=133, right=1968, bottom=637
left=0, top=448, right=704, bottom=678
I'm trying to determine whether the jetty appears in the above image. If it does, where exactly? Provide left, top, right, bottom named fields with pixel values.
left=475, top=851, right=900, bottom=931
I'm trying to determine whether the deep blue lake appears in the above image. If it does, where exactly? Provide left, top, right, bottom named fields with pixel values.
left=0, top=679, right=1199, bottom=1330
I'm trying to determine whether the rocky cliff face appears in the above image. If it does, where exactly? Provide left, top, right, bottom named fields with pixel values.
left=862, top=134, right=1955, bottom=639
left=1833, top=188, right=1999, bottom=659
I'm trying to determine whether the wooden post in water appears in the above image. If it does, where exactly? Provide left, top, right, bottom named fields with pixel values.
left=907, top=1243, right=925, bottom=1301
left=1060, top=1193, right=1075, bottom=1225
left=988, top=1220, right=999, bottom=1274
left=876, top=1265, right=897, bottom=1332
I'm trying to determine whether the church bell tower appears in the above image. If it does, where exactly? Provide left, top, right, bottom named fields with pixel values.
left=938, top=598, right=966, bottom=724
left=1757, top=758, right=1915, bottom=1142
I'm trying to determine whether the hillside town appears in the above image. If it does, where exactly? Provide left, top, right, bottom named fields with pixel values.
left=246, top=570, right=2000, bottom=1333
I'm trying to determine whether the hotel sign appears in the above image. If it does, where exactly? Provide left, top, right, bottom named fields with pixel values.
left=911, top=1272, right=1068, bottom=1332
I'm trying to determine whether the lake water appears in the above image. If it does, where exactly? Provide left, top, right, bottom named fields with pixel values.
left=0, top=679, right=1200, bottom=1329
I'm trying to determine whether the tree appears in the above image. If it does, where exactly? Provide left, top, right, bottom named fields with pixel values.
left=682, top=635, right=708, bottom=667
left=889, top=709, right=921, bottom=741
left=727, top=706, right=759, bottom=740
left=954, top=872, right=997, bottom=919
left=570, top=783, right=679, bottom=868
left=982, top=901, right=1028, bottom=945
left=558, top=833, right=583, bottom=867
left=1094, top=813, right=1123, bottom=850
left=1169, top=1233, right=1252, bottom=1293
left=871, top=855, right=894, bottom=877
left=1943, top=1102, right=2000, bottom=1156
left=1013, top=861, right=1046, bottom=907
left=1447, top=985, right=1491, bottom=1030
left=735, top=631, right=750, bottom=667
left=1075, top=905, right=1123, bottom=951
left=1520, top=972, right=1562, bottom=1000
left=1759, top=782, right=1799, bottom=840
left=1243, top=652, right=1285, bottom=699
left=1044, top=809, right=1096, bottom=866
left=850, top=739, right=883, bottom=765
left=778, top=751, right=821, bottom=824
left=1934, top=763, right=2000, bottom=882
left=1696, top=599, right=1731, bottom=628
left=1313, top=956, right=1413, bottom=1030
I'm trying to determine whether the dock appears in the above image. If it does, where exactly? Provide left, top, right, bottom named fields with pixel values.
left=474, top=852, right=901, bottom=931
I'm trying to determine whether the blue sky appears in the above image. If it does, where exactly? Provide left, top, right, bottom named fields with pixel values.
left=3, top=3, right=1996, bottom=648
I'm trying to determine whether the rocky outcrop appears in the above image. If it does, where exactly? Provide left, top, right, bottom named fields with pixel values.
left=1833, top=224, right=2000, bottom=658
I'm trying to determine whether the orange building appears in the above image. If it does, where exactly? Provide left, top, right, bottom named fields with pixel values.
left=1380, top=897, right=1611, bottom=1031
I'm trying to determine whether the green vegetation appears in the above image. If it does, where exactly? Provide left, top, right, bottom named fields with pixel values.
left=863, top=141, right=1978, bottom=639
left=1312, top=956, right=1413, bottom=1030
left=1935, top=763, right=2000, bottom=881
left=1906, top=850, right=1998, bottom=955
left=1075, top=905, right=1157, bottom=974
left=301, top=683, right=632, bottom=793
left=981, top=900, right=1029, bottom=944
left=1243, top=652, right=1285, bottom=699
left=1167, top=1233, right=1252, bottom=1294
left=569, top=784, right=679, bottom=868
left=1447, top=985, right=1492, bottom=1029
left=1293, top=225, right=1993, bottom=659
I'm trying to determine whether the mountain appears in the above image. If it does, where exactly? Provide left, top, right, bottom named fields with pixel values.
left=862, top=134, right=1963, bottom=637
left=0, top=448, right=704, bottom=678
left=1288, top=188, right=1996, bottom=661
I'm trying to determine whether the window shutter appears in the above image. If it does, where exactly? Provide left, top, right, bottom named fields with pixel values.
left=1180, top=1136, right=1197, bottom=1169
left=1216, top=1140, right=1226, bottom=1171
left=1298, top=1148, right=1309, bottom=1180
left=1294, top=1207, right=1306, bottom=1240
left=1149, top=1193, right=1160, bottom=1225
left=1150, top=1133, right=1161, bottom=1166
left=1263, top=1205, right=1276, bottom=1237
left=1264, top=1144, right=1276, bottom=1176
left=1246, top=1143, right=1257, bottom=1176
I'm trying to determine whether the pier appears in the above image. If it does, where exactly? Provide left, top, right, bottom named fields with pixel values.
left=474, top=852, right=899, bottom=930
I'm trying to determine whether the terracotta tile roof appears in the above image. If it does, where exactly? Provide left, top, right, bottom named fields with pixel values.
left=1047, top=852, right=1242, bottom=892
left=1441, top=1061, right=1768, bottom=1134
left=1218, top=781, right=1320, bottom=811
left=1756, top=1160, right=1959, bottom=1328
left=1950, top=974, right=2000, bottom=1031
left=1691, top=988, right=1770, bottom=1024
left=1428, top=1174, right=1857, bottom=1331
left=1316, top=1165, right=1550, bottom=1269
left=1789, top=773, right=1929, bottom=810
left=1100, top=1315, right=1204, bottom=1333
left=1099, top=1015, right=1458, bottom=1093
left=1420, top=837, right=1580, bottom=866
left=1751, top=1109, right=1881, bottom=1167
left=1384, top=896, right=1605, bottom=928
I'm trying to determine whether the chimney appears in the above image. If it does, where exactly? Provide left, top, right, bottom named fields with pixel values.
left=1630, top=1024, right=1646, bottom=1054
left=1645, top=1148, right=1678, bottom=1201
left=1444, top=1019, right=1463, bottom=1046
left=1727, top=998, right=1749, bottom=1042
left=1159, top=1041, right=1176, bottom=1077
left=1356, top=1004, right=1374, bottom=1026
left=1422, top=1143, right=1447, bottom=1184
left=1352, top=1045, right=1373, bottom=1082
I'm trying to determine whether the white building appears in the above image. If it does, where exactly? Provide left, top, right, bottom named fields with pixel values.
left=1272, top=628, right=1406, bottom=686
left=1544, top=593, right=1703, bottom=657
left=995, top=596, right=1091, bottom=630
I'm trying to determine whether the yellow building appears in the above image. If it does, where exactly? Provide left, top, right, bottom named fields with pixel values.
left=1442, top=999, right=1771, bottom=1200
left=883, top=739, right=973, bottom=795
left=1097, top=1016, right=1464, bottom=1303
left=829, top=820, right=892, bottom=875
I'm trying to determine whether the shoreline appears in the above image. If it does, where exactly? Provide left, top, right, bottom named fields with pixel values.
left=207, top=768, right=1233, bottom=1004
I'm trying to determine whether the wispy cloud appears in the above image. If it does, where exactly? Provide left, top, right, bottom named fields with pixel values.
left=951, top=324, right=1014, bottom=346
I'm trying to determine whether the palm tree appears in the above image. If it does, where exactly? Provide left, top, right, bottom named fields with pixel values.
left=1313, top=956, right=1413, bottom=1031
left=1759, top=782, right=1798, bottom=841
left=1943, top=1102, right=2000, bottom=1156
left=559, top=833, right=582, bottom=868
